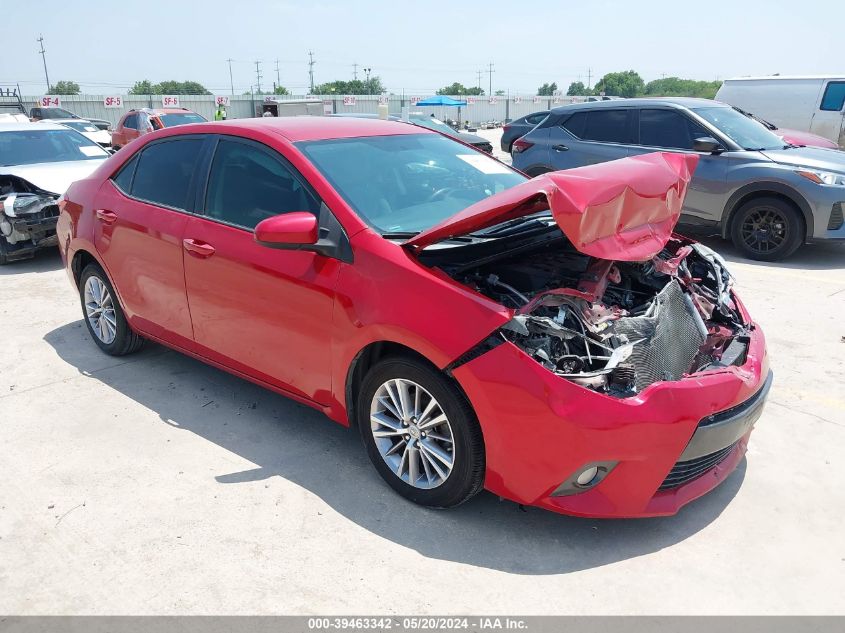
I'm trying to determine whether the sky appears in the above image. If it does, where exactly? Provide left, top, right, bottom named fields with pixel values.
left=2, top=0, right=842, bottom=96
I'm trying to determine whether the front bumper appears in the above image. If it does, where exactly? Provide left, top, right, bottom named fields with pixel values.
left=1, top=212, right=59, bottom=259
left=452, top=321, right=770, bottom=518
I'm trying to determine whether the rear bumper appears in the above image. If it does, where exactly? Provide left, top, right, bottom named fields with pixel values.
left=452, top=321, right=769, bottom=518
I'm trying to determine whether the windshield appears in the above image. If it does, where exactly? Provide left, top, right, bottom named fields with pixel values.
left=409, top=116, right=456, bottom=135
left=298, top=133, right=525, bottom=234
left=62, top=121, right=99, bottom=133
left=40, top=108, right=76, bottom=119
left=692, top=106, right=786, bottom=151
left=0, top=129, right=109, bottom=166
left=158, top=113, right=206, bottom=127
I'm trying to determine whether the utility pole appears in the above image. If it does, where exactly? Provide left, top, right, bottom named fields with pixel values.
left=254, top=60, right=262, bottom=94
left=275, top=58, right=281, bottom=91
left=487, top=62, right=494, bottom=97
left=308, top=50, right=316, bottom=94
left=364, top=67, right=372, bottom=94
left=352, top=63, right=358, bottom=80
left=227, top=58, right=234, bottom=95
left=476, top=70, right=482, bottom=92
left=37, top=35, right=50, bottom=91
left=587, top=67, right=592, bottom=90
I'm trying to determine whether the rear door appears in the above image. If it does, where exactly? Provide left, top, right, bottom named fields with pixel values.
left=810, top=80, right=845, bottom=147
left=628, top=107, right=728, bottom=224
left=552, top=108, right=634, bottom=168
left=93, top=136, right=206, bottom=346
left=182, top=136, right=340, bottom=403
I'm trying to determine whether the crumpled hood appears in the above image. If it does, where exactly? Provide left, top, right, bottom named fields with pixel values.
left=761, top=146, right=845, bottom=173
left=0, top=160, right=106, bottom=195
left=405, top=152, right=699, bottom=261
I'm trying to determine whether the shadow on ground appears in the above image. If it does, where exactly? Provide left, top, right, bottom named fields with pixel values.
left=44, top=319, right=746, bottom=575
left=0, top=248, right=63, bottom=276
left=690, top=233, right=845, bottom=271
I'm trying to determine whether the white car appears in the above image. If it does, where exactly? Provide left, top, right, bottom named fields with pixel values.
left=0, top=122, right=109, bottom=264
left=39, top=118, right=112, bottom=148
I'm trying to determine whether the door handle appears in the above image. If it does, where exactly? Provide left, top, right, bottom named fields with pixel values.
left=552, top=144, right=569, bottom=152
left=182, top=238, right=215, bottom=258
left=95, top=209, right=118, bottom=224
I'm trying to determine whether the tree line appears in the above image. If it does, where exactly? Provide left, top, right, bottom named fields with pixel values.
left=563, top=71, right=721, bottom=99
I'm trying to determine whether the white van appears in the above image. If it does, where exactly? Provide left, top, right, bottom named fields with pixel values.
left=716, top=76, right=845, bottom=148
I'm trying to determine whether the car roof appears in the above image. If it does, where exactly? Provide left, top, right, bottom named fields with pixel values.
left=207, top=116, right=433, bottom=142
left=37, top=118, right=95, bottom=124
left=0, top=121, right=66, bottom=132
left=550, top=97, right=725, bottom=114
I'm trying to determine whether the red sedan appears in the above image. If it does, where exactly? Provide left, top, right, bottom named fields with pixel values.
left=57, top=117, right=771, bottom=518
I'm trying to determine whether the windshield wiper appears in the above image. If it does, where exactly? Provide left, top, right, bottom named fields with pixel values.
left=381, top=231, right=419, bottom=239
left=472, top=213, right=554, bottom=237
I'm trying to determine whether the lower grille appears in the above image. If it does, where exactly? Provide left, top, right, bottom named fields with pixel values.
left=659, top=442, right=737, bottom=491
left=613, top=280, right=707, bottom=391
left=828, top=202, right=844, bottom=231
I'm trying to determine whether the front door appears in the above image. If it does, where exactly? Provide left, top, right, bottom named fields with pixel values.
left=93, top=137, right=204, bottom=346
left=182, top=137, right=339, bottom=403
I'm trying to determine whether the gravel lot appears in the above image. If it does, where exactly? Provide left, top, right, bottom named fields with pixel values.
left=1, top=131, right=844, bottom=614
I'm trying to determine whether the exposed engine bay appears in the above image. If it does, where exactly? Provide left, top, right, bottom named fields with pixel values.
left=437, top=235, right=750, bottom=398
left=0, top=175, right=61, bottom=257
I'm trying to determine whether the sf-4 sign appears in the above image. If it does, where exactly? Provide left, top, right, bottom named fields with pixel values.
left=40, top=96, right=61, bottom=107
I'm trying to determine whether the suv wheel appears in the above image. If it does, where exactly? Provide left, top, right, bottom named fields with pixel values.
left=730, top=197, right=803, bottom=261
left=357, top=357, right=485, bottom=508
left=79, top=264, right=144, bottom=355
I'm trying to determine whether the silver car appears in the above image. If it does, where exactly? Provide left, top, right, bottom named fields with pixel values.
left=0, top=122, right=109, bottom=264
left=512, top=98, right=845, bottom=260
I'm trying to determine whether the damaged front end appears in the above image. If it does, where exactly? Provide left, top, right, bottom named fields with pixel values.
left=453, top=238, right=748, bottom=398
left=0, top=175, right=61, bottom=261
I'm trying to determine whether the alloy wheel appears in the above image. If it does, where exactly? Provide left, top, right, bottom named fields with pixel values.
left=740, top=206, right=788, bottom=255
left=369, top=378, right=455, bottom=489
left=84, top=275, right=117, bottom=345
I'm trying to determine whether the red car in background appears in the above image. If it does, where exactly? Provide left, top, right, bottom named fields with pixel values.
left=110, top=107, right=206, bottom=149
left=57, top=118, right=771, bottom=518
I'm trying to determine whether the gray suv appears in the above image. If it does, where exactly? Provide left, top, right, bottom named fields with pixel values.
left=511, top=98, right=845, bottom=260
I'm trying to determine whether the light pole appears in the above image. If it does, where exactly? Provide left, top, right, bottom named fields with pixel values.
left=364, top=67, right=372, bottom=94
left=37, top=35, right=50, bottom=91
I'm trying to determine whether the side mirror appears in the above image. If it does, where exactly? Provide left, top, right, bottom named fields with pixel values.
left=255, top=212, right=318, bottom=249
left=693, top=136, right=724, bottom=153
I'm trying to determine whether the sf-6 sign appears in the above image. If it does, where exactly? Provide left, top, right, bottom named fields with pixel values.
left=103, top=96, right=123, bottom=108
left=161, top=95, right=180, bottom=107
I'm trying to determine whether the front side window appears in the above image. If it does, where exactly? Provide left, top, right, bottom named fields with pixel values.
left=298, top=133, right=525, bottom=235
left=562, top=109, right=632, bottom=143
left=122, top=114, right=138, bottom=130
left=691, top=106, right=786, bottom=151
left=130, top=139, right=202, bottom=210
left=639, top=109, right=709, bottom=150
left=204, top=139, right=320, bottom=230
left=820, top=81, right=845, bottom=111
left=0, top=129, right=109, bottom=166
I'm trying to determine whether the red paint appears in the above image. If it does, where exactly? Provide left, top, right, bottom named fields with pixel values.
left=255, top=212, right=318, bottom=245
left=777, top=127, right=839, bottom=149
left=58, top=118, right=767, bottom=518
left=406, top=152, right=699, bottom=261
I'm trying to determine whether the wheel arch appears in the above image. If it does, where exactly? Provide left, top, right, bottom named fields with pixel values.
left=721, top=182, right=813, bottom=241
left=344, top=340, right=476, bottom=431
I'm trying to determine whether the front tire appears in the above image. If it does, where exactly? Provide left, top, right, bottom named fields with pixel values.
left=730, top=197, right=804, bottom=261
left=357, top=357, right=485, bottom=508
left=79, top=263, right=143, bottom=356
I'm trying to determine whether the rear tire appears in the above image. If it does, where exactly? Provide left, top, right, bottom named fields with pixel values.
left=730, top=197, right=803, bottom=261
left=79, top=263, right=144, bottom=356
left=0, top=237, right=8, bottom=265
left=357, top=357, right=485, bottom=509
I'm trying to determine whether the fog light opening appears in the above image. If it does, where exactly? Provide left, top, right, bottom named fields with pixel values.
left=576, top=466, right=599, bottom=487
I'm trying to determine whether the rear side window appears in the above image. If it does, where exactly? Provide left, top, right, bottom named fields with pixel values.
left=123, top=114, right=138, bottom=130
left=525, top=113, right=548, bottom=125
left=639, top=109, right=709, bottom=149
left=130, top=139, right=202, bottom=210
left=562, top=110, right=632, bottom=143
left=112, top=155, right=138, bottom=193
left=820, top=82, right=845, bottom=111
left=204, top=139, right=320, bottom=230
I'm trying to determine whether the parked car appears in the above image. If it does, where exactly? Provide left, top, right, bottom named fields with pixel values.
left=716, top=76, right=845, bottom=148
left=0, top=122, right=109, bottom=264
left=501, top=111, right=549, bottom=153
left=57, top=117, right=770, bottom=518
left=512, top=98, right=845, bottom=260
left=110, top=107, right=206, bottom=149
left=38, top=118, right=112, bottom=148
left=330, top=112, right=494, bottom=153
left=732, top=107, right=838, bottom=150
left=29, top=106, right=111, bottom=131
